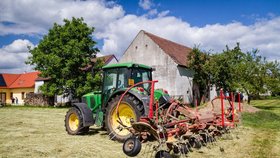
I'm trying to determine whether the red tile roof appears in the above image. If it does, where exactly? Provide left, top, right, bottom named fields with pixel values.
left=0, top=72, right=39, bottom=89
left=143, top=31, right=192, bottom=66
left=1, top=74, right=21, bottom=87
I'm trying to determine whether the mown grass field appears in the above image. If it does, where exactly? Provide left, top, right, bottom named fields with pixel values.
left=0, top=99, right=279, bottom=158
left=242, top=99, right=280, bottom=158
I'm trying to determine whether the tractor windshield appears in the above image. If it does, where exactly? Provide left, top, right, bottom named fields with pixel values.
left=102, top=67, right=152, bottom=104
left=131, top=68, right=152, bottom=91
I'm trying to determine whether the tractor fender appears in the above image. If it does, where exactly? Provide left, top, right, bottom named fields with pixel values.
left=72, top=103, right=95, bottom=127
left=128, top=90, right=150, bottom=116
left=104, top=90, right=150, bottom=115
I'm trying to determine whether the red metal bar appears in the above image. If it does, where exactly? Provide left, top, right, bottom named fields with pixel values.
left=195, top=98, right=198, bottom=118
left=164, top=119, right=190, bottom=128
left=149, top=81, right=155, bottom=119
left=116, top=80, right=158, bottom=121
left=220, top=89, right=225, bottom=127
left=231, top=92, right=235, bottom=124
left=238, top=92, right=241, bottom=112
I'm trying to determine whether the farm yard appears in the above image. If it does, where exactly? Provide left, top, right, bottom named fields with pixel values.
left=0, top=100, right=280, bottom=158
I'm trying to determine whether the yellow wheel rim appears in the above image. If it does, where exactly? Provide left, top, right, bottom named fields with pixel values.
left=111, top=103, right=136, bottom=136
left=69, top=113, right=79, bottom=131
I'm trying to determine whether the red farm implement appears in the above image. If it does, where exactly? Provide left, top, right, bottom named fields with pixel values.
left=115, top=81, right=242, bottom=157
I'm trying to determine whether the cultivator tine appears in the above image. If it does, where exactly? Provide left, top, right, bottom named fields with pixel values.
left=186, top=141, right=193, bottom=152
left=179, top=144, right=188, bottom=157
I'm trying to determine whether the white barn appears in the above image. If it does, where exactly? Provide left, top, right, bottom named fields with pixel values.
left=120, top=30, right=195, bottom=104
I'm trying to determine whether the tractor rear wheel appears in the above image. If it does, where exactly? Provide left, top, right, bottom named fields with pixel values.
left=65, top=107, right=89, bottom=135
left=105, top=94, right=142, bottom=142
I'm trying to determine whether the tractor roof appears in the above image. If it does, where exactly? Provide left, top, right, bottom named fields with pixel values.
left=103, top=62, right=152, bottom=70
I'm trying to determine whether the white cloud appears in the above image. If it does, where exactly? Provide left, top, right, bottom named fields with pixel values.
left=0, top=39, right=34, bottom=73
left=158, top=10, right=170, bottom=18
left=98, top=15, right=280, bottom=61
left=138, top=0, right=153, bottom=10
left=0, top=0, right=125, bottom=35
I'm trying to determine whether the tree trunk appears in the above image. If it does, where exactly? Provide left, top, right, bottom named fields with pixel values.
left=242, top=87, right=251, bottom=104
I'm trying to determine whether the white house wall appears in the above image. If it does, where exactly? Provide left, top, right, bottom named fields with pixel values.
left=120, top=31, right=193, bottom=103
left=35, top=81, right=44, bottom=93
left=176, top=66, right=194, bottom=103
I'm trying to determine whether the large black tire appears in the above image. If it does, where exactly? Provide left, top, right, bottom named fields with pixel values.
left=123, top=137, right=142, bottom=157
left=105, top=94, right=143, bottom=142
left=155, top=150, right=172, bottom=158
left=65, top=107, right=89, bottom=135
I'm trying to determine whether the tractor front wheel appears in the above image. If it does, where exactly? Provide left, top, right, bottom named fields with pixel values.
left=65, top=107, right=89, bottom=135
left=105, top=94, right=142, bottom=142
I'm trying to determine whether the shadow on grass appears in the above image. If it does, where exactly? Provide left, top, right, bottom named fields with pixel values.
left=254, top=105, right=280, bottom=110
left=87, top=128, right=106, bottom=135
left=242, top=110, right=280, bottom=130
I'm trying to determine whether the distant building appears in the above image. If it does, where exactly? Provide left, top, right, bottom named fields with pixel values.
left=92, top=54, right=118, bottom=65
left=120, top=30, right=194, bottom=103
left=0, top=72, right=39, bottom=105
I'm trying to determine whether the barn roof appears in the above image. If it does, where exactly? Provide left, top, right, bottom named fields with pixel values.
left=143, top=30, right=192, bottom=66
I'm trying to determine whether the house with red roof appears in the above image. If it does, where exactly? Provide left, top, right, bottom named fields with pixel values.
left=0, top=72, right=39, bottom=105
left=120, top=30, right=197, bottom=104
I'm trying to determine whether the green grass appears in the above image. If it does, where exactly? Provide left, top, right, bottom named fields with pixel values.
left=242, top=99, right=280, bottom=158
left=243, top=99, right=280, bottom=129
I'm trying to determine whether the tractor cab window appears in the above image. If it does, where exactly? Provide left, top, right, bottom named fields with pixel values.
left=117, top=68, right=128, bottom=89
left=103, top=69, right=118, bottom=93
left=131, top=68, right=152, bottom=90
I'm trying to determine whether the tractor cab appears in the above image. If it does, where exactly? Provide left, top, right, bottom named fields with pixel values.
left=102, top=62, right=153, bottom=107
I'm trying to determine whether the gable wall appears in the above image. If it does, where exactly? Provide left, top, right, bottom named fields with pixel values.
left=120, top=31, right=193, bottom=103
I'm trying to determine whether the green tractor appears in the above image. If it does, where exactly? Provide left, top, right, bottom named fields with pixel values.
left=64, top=62, right=170, bottom=142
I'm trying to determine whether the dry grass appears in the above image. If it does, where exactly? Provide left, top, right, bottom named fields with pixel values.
left=0, top=107, right=123, bottom=158
left=0, top=100, right=279, bottom=158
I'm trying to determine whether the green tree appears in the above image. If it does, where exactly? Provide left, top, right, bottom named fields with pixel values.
left=206, top=44, right=244, bottom=92
left=27, top=17, right=100, bottom=99
left=264, top=60, right=280, bottom=95
left=187, top=47, right=210, bottom=104
left=188, top=43, right=280, bottom=104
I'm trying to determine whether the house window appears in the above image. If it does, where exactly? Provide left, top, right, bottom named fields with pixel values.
left=10, top=92, right=13, bottom=98
left=21, top=92, right=25, bottom=99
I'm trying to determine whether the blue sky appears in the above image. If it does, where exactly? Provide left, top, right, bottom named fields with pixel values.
left=0, top=0, right=280, bottom=73
left=119, top=0, right=280, bottom=26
